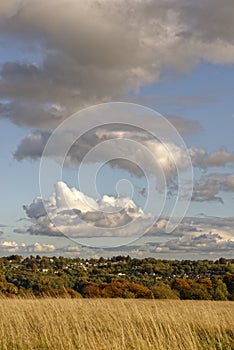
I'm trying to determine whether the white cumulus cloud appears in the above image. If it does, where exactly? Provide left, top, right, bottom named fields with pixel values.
left=22, top=182, right=153, bottom=245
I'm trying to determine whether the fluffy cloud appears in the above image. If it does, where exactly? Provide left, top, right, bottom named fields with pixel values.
left=28, top=242, right=56, bottom=253
left=21, top=182, right=153, bottom=243
left=0, top=241, right=55, bottom=254
left=0, top=241, right=23, bottom=253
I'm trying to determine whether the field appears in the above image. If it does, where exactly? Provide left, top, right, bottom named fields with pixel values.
left=0, top=299, right=233, bottom=350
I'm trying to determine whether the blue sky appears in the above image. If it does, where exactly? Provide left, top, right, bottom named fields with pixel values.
left=141, top=62, right=234, bottom=150
left=0, top=0, right=234, bottom=258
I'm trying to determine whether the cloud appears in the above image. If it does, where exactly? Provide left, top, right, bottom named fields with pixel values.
left=165, top=115, right=202, bottom=135
left=179, top=0, right=234, bottom=44
left=145, top=218, right=201, bottom=237
left=1, top=0, right=234, bottom=131
left=103, top=215, right=234, bottom=257
left=136, top=215, right=234, bottom=256
left=13, top=122, right=234, bottom=195
left=8, top=214, right=234, bottom=257
left=13, top=130, right=54, bottom=161
left=20, top=181, right=234, bottom=254
left=148, top=215, right=234, bottom=238
left=1, top=0, right=234, bottom=255
left=21, top=181, right=153, bottom=241
left=0, top=100, right=67, bottom=130
left=192, top=173, right=234, bottom=203
left=152, top=232, right=234, bottom=255
left=15, top=122, right=192, bottom=191
left=28, top=242, right=56, bottom=253
left=1, top=0, right=232, bottom=187
left=190, top=147, right=234, bottom=169
left=0, top=241, right=56, bottom=254
left=0, top=241, right=23, bottom=253
left=23, top=196, right=47, bottom=219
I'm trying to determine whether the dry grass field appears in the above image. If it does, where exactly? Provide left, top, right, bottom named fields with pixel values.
left=0, top=299, right=233, bottom=350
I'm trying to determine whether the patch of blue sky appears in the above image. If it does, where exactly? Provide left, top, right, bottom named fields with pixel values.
left=132, top=62, right=234, bottom=152
left=0, top=34, right=45, bottom=65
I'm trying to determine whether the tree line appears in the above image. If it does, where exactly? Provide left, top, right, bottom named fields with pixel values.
left=0, top=255, right=233, bottom=300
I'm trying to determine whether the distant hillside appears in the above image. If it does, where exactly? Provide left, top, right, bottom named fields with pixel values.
left=0, top=255, right=233, bottom=300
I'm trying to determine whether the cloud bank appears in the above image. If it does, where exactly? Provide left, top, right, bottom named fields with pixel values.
left=18, top=182, right=234, bottom=254
left=1, top=0, right=234, bottom=152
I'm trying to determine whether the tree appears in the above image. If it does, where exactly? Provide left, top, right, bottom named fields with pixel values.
left=101, top=282, right=125, bottom=298
left=171, top=278, right=211, bottom=300
left=0, top=281, right=18, bottom=295
left=151, top=282, right=179, bottom=299
left=212, top=280, right=230, bottom=300
left=223, top=274, right=234, bottom=300
left=82, top=283, right=101, bottom=298
left=127, top=282, right=153, bottom=299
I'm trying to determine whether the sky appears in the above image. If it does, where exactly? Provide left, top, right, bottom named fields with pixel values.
left=0, top=0, right=234, bottom=259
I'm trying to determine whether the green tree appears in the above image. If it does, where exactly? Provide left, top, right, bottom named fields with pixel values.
left=212, top=280, right=230, bottom=300
left=151, top=282, right=179, bottom=299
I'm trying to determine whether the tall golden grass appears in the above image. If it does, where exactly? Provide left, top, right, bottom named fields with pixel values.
left=0, top=299, right=233, bottom=350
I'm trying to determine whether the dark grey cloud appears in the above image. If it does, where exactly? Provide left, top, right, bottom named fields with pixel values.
left=26, top=219, right=63, bottom=237
left=23, top=197, right=47, bottom=219
left=14, top=131, right=50, bottom=161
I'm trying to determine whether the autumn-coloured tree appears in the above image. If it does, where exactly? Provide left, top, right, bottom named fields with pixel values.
left=101, top=282, right=125, bottom=298
left=127, top=282, right=153, bottom=299
left=82, top=283, right=101, bottom=298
